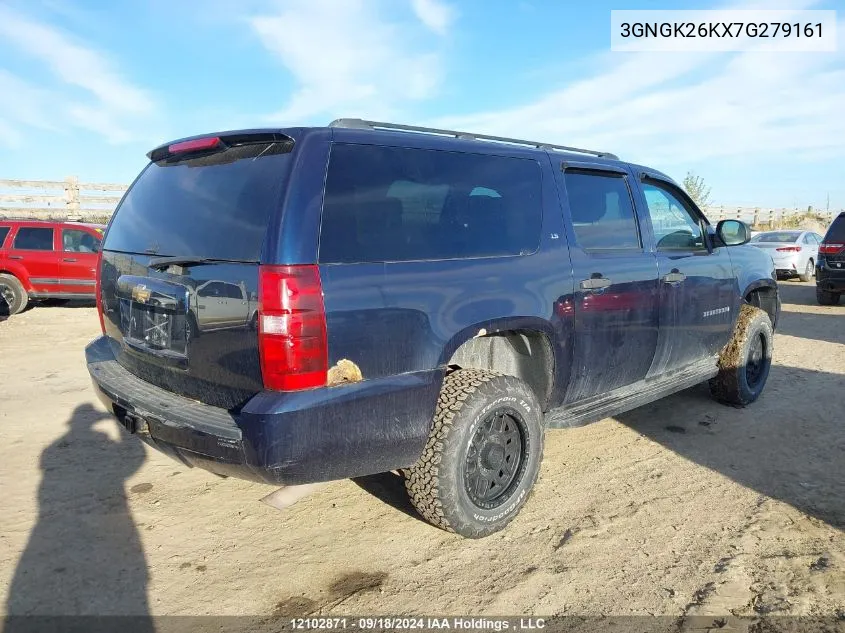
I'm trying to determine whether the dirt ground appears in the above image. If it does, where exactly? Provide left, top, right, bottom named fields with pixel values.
left=0, top=281, right=843, bottom=624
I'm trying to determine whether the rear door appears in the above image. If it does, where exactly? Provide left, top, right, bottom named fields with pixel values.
left=59, top=227, right=100, bottom=295
left=801, top=232, right=819, bottom=272
left=0, top=225, right=10, bottom=261
left=99, top=134, right=295, bottom=410
left=8, top=226, right=59, bottom=294
left=634, top=175, right=736, bottom=376
left=554, top=163, right=660, bottom=403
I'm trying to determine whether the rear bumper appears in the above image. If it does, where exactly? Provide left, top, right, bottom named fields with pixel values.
left=86, top=336, right=441, bottom=485
left=817, top=261, right=845, bottom=292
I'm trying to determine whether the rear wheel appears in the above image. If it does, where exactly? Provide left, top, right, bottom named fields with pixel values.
left=798, top=259, right=814, bottom=282
left=710, top=304, right=773, bottom=407
left=405, top=369, right=544, bottom=538
left=816, top=287, right=841, bottom=305
left=0, top=274, right=28, bottom=315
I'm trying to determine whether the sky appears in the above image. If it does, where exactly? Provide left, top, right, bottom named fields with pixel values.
left=0, top=0, right=842, bottom=210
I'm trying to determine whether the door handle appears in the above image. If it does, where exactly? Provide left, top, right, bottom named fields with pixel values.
left=63, top=257, right=78, bottom=262
left=9, top=255, right=23, bottom=260
left=662, top=271, right=686, bottom=284
left=580, top=277, right=612, bottom=291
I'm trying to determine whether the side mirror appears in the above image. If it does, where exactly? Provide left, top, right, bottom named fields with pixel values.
left=716, top=219, right=750, bottom=246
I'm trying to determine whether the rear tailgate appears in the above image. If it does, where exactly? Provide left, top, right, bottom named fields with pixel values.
left=99, top=134, right=293, bottom=410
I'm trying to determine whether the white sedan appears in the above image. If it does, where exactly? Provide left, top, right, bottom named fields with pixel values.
left=749, top=230, right=824, bottom=281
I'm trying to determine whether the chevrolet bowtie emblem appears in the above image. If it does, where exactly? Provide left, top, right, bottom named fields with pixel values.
left=132, top=285, right=151, bottom=303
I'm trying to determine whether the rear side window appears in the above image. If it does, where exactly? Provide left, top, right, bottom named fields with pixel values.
left=13, top=227, right=54, bottom=251
left=319, top=144, right=542, bottom=263
left=563, top=171, right=640, bottom=250
left=825, top=215, right=845, bottom=242
left=0, top=226, right=9, bottom=247
left=104, top=143, right=291, bottom=261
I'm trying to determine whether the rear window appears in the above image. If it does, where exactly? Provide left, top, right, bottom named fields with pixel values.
left=751, top=232, right=801, bottom=243
left=13, top=227, right=54, bottom=251
left=319, top=144, right=542, bottom=263
left=0, top=226, right=9, bottom=247
left=104, top=143, right=291, bottom=261
left=825, top=214, right=845, bottom=242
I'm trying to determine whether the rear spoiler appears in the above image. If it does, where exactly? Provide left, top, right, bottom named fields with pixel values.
left=147, top=131, right=293, bottom=162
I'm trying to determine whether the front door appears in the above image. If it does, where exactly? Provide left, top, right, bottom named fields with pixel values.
left=556, top=164, right=660, bottom=404
left=635, top=175, right=736, bottom=376
left=59, top=228, right=100, bottom=296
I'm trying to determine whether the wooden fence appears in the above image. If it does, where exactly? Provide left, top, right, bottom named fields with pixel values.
left=0, top=177, right=840, bottom=230
left=703, top=205, right=838, bottom=228
left=0, top=177, right=127, bottom=222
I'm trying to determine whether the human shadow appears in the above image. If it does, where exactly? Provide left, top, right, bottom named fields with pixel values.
left=4, top=404, right=152, bottom=631
left=616, top=363, right=845, bottom=530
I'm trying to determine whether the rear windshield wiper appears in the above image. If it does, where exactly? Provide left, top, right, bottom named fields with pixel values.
left=147, top=256, right=230, bottom=270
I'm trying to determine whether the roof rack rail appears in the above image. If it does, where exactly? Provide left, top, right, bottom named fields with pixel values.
left=329, top=118, right=619, bottom=160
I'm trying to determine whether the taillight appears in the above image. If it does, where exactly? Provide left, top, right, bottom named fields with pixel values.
left=258, top=265, right=327, bottom=391
left=95, top=250, right=105, bottom=334
left=775, top=246, right=801, bottom=252
left=819, top=243, right=844, bottom=254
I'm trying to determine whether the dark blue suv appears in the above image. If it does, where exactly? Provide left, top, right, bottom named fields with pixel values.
left=86, top=119, right=779, bottom=538
left=816, top=211, right=845, bottom=305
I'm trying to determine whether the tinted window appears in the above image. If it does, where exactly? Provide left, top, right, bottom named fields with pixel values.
left=825, top=215, right=845, bottom=242
left=641, top=182, right=705, bottom=251
left=563, top=171, right=640, bottom=250
left=13, top=227, right=54, bottom=251
left=0, top=227, right=9, bottom=247
left=223, top=283, right=243, bottom=299
left=63, top=229, right=100, bottom=253
left=104, top=143, right=291, bottom=261
left=319, top=144, right=542, bottom=263
left=198, top=282, right=223, bottom=298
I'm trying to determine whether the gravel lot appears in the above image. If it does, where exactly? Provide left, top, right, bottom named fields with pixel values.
left=1, top=280, right=843, bottom=624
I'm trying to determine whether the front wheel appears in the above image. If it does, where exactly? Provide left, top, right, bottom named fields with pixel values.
left=405, top=369, right=544, bottom=538
left=798, top=259, right=814, bottom=283
left=709, top=304, right=773, bottom=407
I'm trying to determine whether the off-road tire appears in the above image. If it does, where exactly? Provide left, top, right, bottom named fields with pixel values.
left=405, top=369, right=544, bottom=538
left=816, top=287, right=841, bottom=306
left=0, top=274, right=28, bottom=315
left=709, top=303, right=773, bottom=407
left=798, top=259, right=813, bottom=282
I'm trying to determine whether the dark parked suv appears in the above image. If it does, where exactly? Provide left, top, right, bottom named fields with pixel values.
left=816, top=211, right=845, bottom=305
left=86, top=120, right=780, bottom=537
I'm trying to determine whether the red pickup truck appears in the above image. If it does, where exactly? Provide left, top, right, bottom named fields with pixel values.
left=0, top=219, right=105, bottom=315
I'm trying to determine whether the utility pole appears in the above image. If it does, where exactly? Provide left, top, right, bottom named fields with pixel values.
left=827, top=192, right=830, bottom=213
